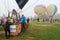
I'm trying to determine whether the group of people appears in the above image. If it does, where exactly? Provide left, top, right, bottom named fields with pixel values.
left=0, top=13, right=30, bottom=39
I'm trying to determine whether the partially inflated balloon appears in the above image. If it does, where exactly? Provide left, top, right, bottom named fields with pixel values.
left=46, top=4, right=57, bottom=17
left=34, top=5, right=46, bottom=15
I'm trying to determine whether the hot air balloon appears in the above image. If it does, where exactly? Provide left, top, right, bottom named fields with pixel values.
left=46, top=4, right=57, bottom=22
left=46, top=4, right=57, bottom=17
left=16, top=0, right=29, bottom=9
left=34, top=5, right=46, bottom=16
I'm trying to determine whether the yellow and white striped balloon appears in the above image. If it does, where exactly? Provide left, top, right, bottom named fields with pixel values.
left=34, top=5, right=46, bottom=15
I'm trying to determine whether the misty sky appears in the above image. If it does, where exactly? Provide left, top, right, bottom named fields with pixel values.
left=22, top=0, right=60, bottom=17
left=0, top=0, right=60, bottom=17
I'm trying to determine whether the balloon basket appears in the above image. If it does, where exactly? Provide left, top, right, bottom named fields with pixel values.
left=10, top=24, right=21, bottom=37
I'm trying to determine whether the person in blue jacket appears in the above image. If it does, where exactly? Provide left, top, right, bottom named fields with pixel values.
left=21, top=15, right=26, bottom=32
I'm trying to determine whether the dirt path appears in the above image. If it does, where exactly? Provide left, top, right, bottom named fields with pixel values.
left=0, top=31, right=5, bottom=35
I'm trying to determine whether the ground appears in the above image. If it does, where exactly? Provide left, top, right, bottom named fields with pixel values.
left=0, top=21, right=60, bottom=40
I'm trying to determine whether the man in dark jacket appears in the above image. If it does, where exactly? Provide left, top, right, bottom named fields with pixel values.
left=27, top=18, right=29, bottom=25
left=5, top=18, right=11, bottom=39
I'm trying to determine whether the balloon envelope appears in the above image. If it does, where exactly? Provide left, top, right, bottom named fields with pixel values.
left=46, top=4, right=57, bottom=17
left=34, top=5, right=46, bottom=15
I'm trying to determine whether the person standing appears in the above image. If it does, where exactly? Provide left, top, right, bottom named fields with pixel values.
left=5, top=18, right=11, bottom=39
left=21, top=15, right=26, bottom=32
left=1, top=18, right=7, bottom=29
left=37, top=18, right=39, bottom=22
left=27, top=18, right=29, bottom=25
left=0, top=19, right=2, bottom=26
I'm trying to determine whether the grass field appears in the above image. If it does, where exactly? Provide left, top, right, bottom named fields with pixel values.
left=0, top=21, right=60, bottom=40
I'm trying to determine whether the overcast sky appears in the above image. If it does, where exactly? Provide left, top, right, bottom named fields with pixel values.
left=0, top=0, right=60, bottom=17
left=22, top=0, right=60, bottom=17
